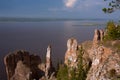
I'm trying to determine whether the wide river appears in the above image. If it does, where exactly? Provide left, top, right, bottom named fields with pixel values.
left=0, top=20, right=107, bottom=79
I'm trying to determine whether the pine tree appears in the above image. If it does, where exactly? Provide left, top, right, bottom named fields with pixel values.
left=76, top=46, right=86, bottom=80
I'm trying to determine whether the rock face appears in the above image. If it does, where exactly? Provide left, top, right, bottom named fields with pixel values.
left=86, top=46, right=120, bottom=80
left=93, top=29, right=104, bottom=47
left=45, top=45, right=52, bottom=76
left=64, top=36, right=120, bottom=80
left=4, top=46, right=55, bottom=80
left=45, top=45, right=55, bottom=78
left=85, top=29, right=120, bottom=80
left=99, top=30, right=104, bottom=42
left=4, top=50, right=44, bottom=80
left=4, top=29, right=120, bottom=80
left=10, top=61, right=31, bottom=80
left=64, top=38, right=78, bottom=68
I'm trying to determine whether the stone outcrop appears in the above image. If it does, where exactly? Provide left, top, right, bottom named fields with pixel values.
left=3, top=28, right=120, bottom=80
left=45, top=45, right=55, bottom=78
left=4, top=46, right=55, bottom=80
left=100, top=29, right=104, bottom=42
left=38, top=45, right=55, bottom=80
left=86, top=46, right=120, bottom=80
left=85, top=29, right=120, bottom=80
left=10, top=61, right=31, bottom=80
left=63, top=36, right=120, bottom=80
left=93, top=29, right=104, bottom=47
left=64, top=38, right=78, bottom=68
left=4, top=50, right=45, bottom=80
left=45, top=45, right=52, bottom=76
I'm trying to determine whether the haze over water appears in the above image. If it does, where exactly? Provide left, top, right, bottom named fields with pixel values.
left=0, top=20, right=107, bottom=79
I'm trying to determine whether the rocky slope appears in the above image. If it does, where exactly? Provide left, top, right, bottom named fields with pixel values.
left=4, top=29, right=120, bottom=80
left=64, top=29, right=120, bottom=80
left=4, top=46, right=55, bottom=80
left=82, top=29, right=120, bottom=80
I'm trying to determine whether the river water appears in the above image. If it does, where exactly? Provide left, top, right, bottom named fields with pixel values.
left=0, top=20, right=106, bottom=80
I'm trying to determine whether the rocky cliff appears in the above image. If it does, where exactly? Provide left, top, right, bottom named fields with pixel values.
left=63, top=29, right=120, bottom=80
left=4, top=29, right=120, bottom=80
left=4, top=46, right=55, bottom=80
left=83, top=29, right=120, bottom=80
left=64, top=38, right=78, bottom=68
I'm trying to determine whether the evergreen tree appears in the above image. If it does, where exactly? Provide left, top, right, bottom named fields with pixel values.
left=104, top=21, right=120, bottom=40
left=57, top=46, right=89, bottom=80
left=103, top=0, right=120, bottom=13
left=57, top=64, right=69, bottom=80
left=76, top=46, right=86, bottom=80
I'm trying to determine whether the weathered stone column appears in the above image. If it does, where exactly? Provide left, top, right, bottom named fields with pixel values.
left=45, top=45, right=52, bottom=77
left=64, top=38, right=78, bottom=68
left=100, top=29, right=104, bottom=42
left=93, top=29, right=100, bottom=47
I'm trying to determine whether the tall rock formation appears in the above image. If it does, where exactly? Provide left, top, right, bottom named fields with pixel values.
left=4, top=28, right=120, bottom=80
left=4, top=46, right=56, bottom=80
left=46, top=45, right=51, bottom=71
left=86, top=29, right=120, bottom=80
left=45, top=45, right=53, bottom=77
left=64, top=38, right=78, bottom=68
left=100, top=29, right=104, bottom=42
left=93, top=29, right=104, bottom=47
left=93, top=29, right=100, bottom=47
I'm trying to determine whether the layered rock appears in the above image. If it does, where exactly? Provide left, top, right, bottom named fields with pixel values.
left=4, top=50, right=44, bottom=80
left=86, top=46, right=120, bottom=80
left=4, top=46, right=56, bottom=80
left=45, top=45, right=55, bottom=78
left=4, top=28, right=120, bottom=80
left=93, top=29, right=104, bottom=47
left=10, top=61, right=31, bottom=80
left=38, top=45, right=55, bottom=80
left=100, top=29, right=104, bottom=42
left=64, top=38, right=78, bottom=68
left=85, top=29, right=120, bottom=80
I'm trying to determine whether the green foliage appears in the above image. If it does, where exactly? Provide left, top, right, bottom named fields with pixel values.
left=75, top=46, right=87, bottom=80
left=57, top=64, right=69, bottom=80
left=102, top=8, right=107, bottom=13
left=56, top=46, right=88, bottom=80
left=69, top=68, right=77, bottom=80
left=104, top=21, right=120, bottom=40
left=103, top=0, right=120, bottom=13
left=102, top=8, right=114, bottom=13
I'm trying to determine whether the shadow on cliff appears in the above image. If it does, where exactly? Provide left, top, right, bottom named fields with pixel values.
left=4, top=50, right=45, bottom=80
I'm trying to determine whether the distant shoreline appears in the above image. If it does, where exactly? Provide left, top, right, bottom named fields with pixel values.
left=0, top=17, right=112, bottom=22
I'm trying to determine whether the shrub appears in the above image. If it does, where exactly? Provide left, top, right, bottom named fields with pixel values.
left=56, top=46, right=88, bottom=80
left=57, top=64, right=69, bottom=80
left=75, top=46, right=87, bottom=80
left=104, top=21, right=120, bottom=40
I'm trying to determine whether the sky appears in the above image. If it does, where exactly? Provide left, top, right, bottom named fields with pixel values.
left=0, top=0, right=120, bottom=19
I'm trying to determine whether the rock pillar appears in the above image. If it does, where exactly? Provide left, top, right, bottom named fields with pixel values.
left=45, top=45, right=52, bottom=77
left=64, top=38, right=78, bottom=68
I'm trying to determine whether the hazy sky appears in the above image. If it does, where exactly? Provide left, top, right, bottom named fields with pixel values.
left=0, top=0, right=120, bottom=19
